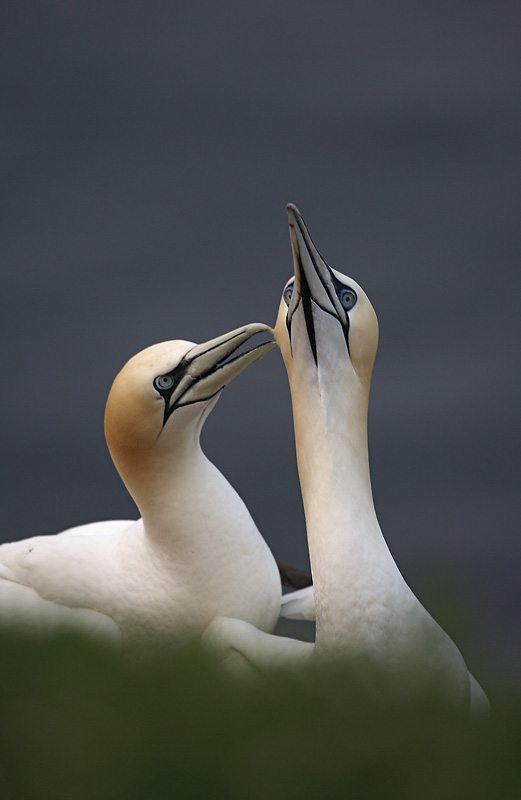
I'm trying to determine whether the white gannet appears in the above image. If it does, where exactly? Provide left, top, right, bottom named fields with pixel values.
left=203, top=206, right=489, bottom=712
left=0, top=324, right=284, bottom=657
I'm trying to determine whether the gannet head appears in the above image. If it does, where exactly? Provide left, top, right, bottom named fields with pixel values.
left=274, top=204, right=379, bottom=390
left=105, top=323, right=274, bottom=462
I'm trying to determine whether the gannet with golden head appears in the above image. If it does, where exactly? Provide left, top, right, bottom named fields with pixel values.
left=0, top=324, right=283, bottom=656
left=203, top=206, right=488, bottom=712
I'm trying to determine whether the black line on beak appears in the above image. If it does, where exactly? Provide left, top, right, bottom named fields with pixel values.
left=297, top=252, right=318, bottom=367
left=297, top=233, right=352, bottom=360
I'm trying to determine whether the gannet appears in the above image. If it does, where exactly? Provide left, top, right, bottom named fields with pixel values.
left=203, top=206, right=489, bottom=712
left=0, top=324, right=284, bottom=657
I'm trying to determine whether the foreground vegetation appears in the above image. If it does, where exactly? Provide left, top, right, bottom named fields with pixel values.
left=0, top=631, right=519, bottom=799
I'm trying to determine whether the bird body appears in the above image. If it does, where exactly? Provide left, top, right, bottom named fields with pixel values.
left=0, top=325, right=282, bottom=656
left=203, top=206, right=488, bottom=711
left=281, top=302, right=468, bottom=691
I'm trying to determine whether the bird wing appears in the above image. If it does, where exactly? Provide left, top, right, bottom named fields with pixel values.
left=0, top=519, right=136, bottom=646
left=0, top=578, right=122, bottom=646
left=0, top=518, right=136, bottom=587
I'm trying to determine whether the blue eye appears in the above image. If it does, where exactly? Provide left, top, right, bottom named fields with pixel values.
left=339, top=288, right=357, bottom=311
left=154, top=374, right=175, bottom=391
left=283, top=284, right=294, bottom=306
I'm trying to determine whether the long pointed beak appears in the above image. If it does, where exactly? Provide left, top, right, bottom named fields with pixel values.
left=168, top=323, right=275, bottom=410
left=286, top=204, right=347, bottom=328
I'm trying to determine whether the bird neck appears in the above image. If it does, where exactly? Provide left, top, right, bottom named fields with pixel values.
left=116, top=422, right=265, bottom=580
left=113, top=430, right=216, bottom=551
left=290, top=364, right=394, bottom=651
left=291, top=363, right=376, bottom=528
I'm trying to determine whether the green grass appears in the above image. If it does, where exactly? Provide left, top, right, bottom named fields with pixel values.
left=0, top=632, right=519, bottom=800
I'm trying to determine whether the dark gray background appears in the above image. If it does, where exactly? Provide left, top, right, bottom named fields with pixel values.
left=2, top=2, right=520, bottom=685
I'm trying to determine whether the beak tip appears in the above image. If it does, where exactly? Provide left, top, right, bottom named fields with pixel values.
left=247, top=340, right=276, bottom=365
left=286, top=203, right=300, bottom=225
left=246, top=322, right=272, bottom=336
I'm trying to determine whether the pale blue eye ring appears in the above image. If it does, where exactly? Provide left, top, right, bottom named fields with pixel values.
left=283, top=284, right=294, bottom=306
left=154, top=374, right=175, bottom=391
left=338, top=288, right=357, bottom=311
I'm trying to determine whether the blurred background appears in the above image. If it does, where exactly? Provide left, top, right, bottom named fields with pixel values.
left=2, top=1, right=520, bottom=688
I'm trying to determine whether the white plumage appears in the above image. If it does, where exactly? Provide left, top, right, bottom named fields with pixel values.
left=203, top=206, right=489, bottom=712
left=0, top=324, right=283, bottom=657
